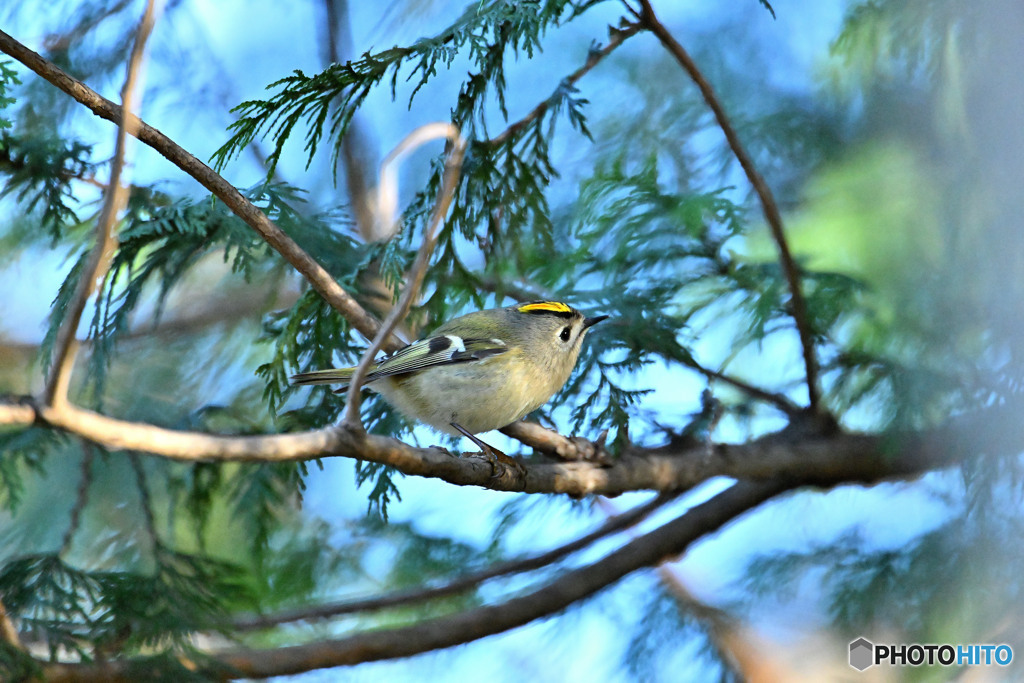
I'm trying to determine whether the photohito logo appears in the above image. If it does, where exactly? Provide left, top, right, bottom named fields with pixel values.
left=849, top=637, right=1013, bottom=671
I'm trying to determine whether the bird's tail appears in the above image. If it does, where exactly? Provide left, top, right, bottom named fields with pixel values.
left=290, top=367, right=361, bottom=386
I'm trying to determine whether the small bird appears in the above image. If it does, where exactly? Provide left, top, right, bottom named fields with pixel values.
left=290, top=300, right=608, bottom=473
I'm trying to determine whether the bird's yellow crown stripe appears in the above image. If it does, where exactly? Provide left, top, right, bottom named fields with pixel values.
left=517, top=301, right=573, bottom=314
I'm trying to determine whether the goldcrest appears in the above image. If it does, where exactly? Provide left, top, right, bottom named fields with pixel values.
left=290, top=301, right=608, bottom=440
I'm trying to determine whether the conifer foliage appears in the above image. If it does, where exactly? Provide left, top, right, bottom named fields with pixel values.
left=0, top=0, right=1021, bottom=679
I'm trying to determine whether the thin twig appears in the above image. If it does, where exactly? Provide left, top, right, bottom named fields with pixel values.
left=637, top=0, right=822, bottom=412
left=235, top=491, right=678, bottom=631
left=0, top=29, right=396, bottom=352
left=41, top=0, right=160, bottom=406
left=41, top=0, right=134, bottom=52
left=343, top=123, right=467, bottom=430
left=1, top=284, right=300, bottom=359
left=470, top=274, right=548, bottom=305
left=60, top=440, right=96, bottom=556
left=128, top=454, right=160, bottom=555
left=681, top=356, right=802, bottom=417
left=488, top=21, right=642, bottom=147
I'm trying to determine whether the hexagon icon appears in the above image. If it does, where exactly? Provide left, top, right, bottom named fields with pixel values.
left=849, top=637, right=874, bottom=671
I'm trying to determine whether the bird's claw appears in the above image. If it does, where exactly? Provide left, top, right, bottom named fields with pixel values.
left=471, top=445, right=527, bottom=480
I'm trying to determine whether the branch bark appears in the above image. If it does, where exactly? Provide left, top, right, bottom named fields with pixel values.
left=235, top=491, right=678, bottom=631
left=637, top=0, right=822, bottom=412
left=39, top=399, right=1005, bottom=680
left=41, top=479, right=788, bottom=681
left=0, top=29, right=395, bottom=352
left=0, top=395, right=1010, bottom=497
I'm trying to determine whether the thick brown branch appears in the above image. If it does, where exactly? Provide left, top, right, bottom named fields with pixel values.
left=0, top=29, right=395, bottom=351
left=235, top=491, right=678, bottom=631
left=41, top=402, right=1008, bottom=681
left=42, top=479, right=788, bottom=681
left=0, top=395, right=1010, bottom=497
left=637, top=0, right=822, bottom=412
left=42, top=0, right=158, bottom=406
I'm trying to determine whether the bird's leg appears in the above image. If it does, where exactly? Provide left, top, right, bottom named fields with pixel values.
left=450, top=422, right=526, bottom=479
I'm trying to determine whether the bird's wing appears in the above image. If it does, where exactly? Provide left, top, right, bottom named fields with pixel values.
left=367, top=335, right=508, bottom=380
left=289, top=335, right=508, bottom=386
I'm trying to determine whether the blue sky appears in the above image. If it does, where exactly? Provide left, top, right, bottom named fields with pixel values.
left=2, top=1, right=986, bottom=680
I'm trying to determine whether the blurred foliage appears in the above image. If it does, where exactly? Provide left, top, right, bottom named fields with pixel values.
left=624, top=582, right=738, bottom=683
left=0, top=0, right=1022, bottom=678
left=743, top=496, right=1024, bottom=674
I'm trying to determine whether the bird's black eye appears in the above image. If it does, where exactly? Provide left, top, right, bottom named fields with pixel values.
left=559, top=326, right=572, bottom=342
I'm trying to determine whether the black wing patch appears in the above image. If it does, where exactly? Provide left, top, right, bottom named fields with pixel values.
left=361, top=335, right=508, bottom=381
left=428, top=336, right=453, bottom=354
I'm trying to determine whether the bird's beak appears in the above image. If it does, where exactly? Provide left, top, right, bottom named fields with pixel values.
left=583, top=314, right=609, bottom=330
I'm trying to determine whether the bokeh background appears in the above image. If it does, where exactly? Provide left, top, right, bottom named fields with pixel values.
left=2, top=0, right=1023, bottom=680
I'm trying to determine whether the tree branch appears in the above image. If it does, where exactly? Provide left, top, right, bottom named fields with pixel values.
left=42, top=404, right=1008, bottom=681
left=41, top=479, right=788, bottom=681
left=343, top=124, right=467, bottom=428
left=42, top=0, right=158, bottom=407
left=500, top=420, right=613, bottom=465
left=59, top=441, right=95, bottom=555
left=681, top=356, right=802, bottom=417
left=235, top=491, right=678, bottom=631
left=637, top=0, right=822, bottom=412
left=0, top=29, right=396, bottom=352
left=320, top=0, right=380, bottom=241
left=0, top=395, right=1011, bottom=497
left=597, top=496, right=788, bottom=681
left=488, top=21, right=642, bottom=147
left=0, top=282, right=299, bottom=361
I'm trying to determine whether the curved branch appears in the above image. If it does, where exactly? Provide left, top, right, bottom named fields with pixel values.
left=344, top=124, right=467, bottom=427
left=0, top=29, right=395, bottom=352
left=41, top=479, right=788, bottom=681
left=43, top=0, right=159, bottom=406
left=235, top=491, right=678, bottom=631
left=637, top=0, right=822, bottom=412
left=501, top=420, right=613, bottom=464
